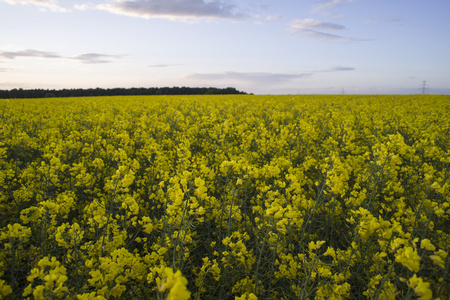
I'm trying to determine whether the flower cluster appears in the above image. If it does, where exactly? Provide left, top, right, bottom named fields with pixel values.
left=0, top=94, right=449, bottom=299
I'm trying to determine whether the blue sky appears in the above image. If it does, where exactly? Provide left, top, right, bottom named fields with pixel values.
left=1, top=0, right=449, bottom=94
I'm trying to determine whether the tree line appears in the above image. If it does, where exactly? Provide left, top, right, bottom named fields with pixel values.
left=0, top=86, right=248, bottom=99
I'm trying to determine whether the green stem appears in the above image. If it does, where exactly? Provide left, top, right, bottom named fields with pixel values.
left=173, top=190, right=190, bottom=270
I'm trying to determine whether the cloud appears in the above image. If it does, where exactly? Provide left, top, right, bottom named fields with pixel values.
left=184, top=68, right=355, bottom=93
left=364, top=17, right=403, bottom=26
left=0, top=49, right=124, bottom=64
left=187, top=68, right=355, bottom=84
left=70, top=53, right=125, bottom=64
left=0, top=0, right=68, bottom=12
left=0, top=49, right=61, bottom=59
left=187, top=71, right=312, bottom=85
left=288, top=18, right=369, bottom=42
left=253, top=13, right=283, bottom=24
left=0, top=61, right=12, bottom=72
left=147, top=63, right=184, bottom=68
left=288, top=18, right=346, bottom=39
left=289, top=18, right=346, bottom=32
left=80, top=0, right=245, bottom=21
left=311, top=0, right=353, bottom=15
left=320, top=66, right=355, bottom=72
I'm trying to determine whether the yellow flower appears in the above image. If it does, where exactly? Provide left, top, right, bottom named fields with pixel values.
left=324, top=247, right=337, bottom=262
left=194, top=177, right=205, bottom=187
left=23, top=283, right=33, bottom=298
left=33, top=285, right=45, bottom=300
left=167, top=280, right=191, bottom=300
left=88, top=270, right=103, bottom=285
left=420, top=239, right=435, bottom=251
left=157, top=267, right=190, bottom=299
left=235, top=293, right=258, bottom=300
left=317, top=267, right=332, bottom=278
left=0, top=280, right=12, bottom=298
left=395, top=246, right=420, bottom=272
left=408, top=275, right=432, bottom=300
left=85, top=259, right=95, bottom=269
left=5, top=223, right=31, bottom=242
left=76, top=292, right=107, bottom=299
left=308, top=240, right=326, bottom=252
left=430, top=250, right=447, bottom=269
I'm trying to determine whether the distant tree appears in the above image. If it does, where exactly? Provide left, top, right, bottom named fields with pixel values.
left=45, top=93, right=56, bottom=98
left=0, top=86, right=248, bottom=99
left=205, top=88, right=220, bottom=94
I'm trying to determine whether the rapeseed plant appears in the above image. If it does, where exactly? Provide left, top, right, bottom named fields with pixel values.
left=0, top=95, right=449, bottom=299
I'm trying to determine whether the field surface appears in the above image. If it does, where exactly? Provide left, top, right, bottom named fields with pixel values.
left=0, top=95, right=449, bottom=299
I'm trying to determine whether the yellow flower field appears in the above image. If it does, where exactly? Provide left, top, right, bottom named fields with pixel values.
left=0, top=95, right=449, bottom=299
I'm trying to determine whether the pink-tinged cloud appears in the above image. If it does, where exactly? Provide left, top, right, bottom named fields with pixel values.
left=85, top=0, right=245, bottom=21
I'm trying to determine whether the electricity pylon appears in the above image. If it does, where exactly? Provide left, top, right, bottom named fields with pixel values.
left=421, top=81, right=429, bottom=94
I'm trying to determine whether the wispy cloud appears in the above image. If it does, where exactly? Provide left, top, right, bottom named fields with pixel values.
left=77, top=0, right=245, bottom=21
left=71, top=53, right=125, bottom=64
left=185, top=67, right=355, bottom=88
left=287, top=18, right=368, bottom=42
left=0, top=49, right=124, bottom=64
left=310, top=0, right=353, bottom=16
left=187, top=68, right=355, bottom=85
left=253, top=13, right=283, bottom=24
left=288, top=18, right=346, bottom=39
left=184, top=68, right=355, bottom=94
left=320, top=66, right=355, bottom=72
left=187, top=72, right=312, bottom=84
left=147, top=63, right=184, bottom=68
left=289, top=18, right=346, bottom=32
left=0, top=60, right=8, bottom=72
left=0, top=60, right=12, bottom=72
left=0, top=0, right=68, bottom=12
left=0, top=49, right=61, bottom=59
left=184, top=72, right=313, bottom=91
left=364, top=17, right=403, bottom=26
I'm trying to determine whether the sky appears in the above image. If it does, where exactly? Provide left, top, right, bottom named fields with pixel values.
left=0, top=0, right=449, bottom=94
